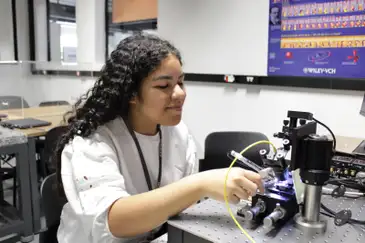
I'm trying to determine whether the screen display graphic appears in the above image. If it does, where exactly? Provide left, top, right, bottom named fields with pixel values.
left=268, top=0, right=365, bottom=78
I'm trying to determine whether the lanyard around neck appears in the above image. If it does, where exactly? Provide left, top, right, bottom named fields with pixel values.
left=125, top=120, right=162, bottom=191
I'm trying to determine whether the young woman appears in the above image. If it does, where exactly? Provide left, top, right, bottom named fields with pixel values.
left=55, top=33, right=263, bottom=243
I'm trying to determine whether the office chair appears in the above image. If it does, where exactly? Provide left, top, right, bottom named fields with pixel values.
left=39, top=101, right=70, bottom=107
left=199, top=131, right=270, bottom=172
left=39, top=126, right=68, bottom=176
left=35, top=102, right=68, bottom=176
left=0, top=96, right=29, bottom=109
left=40, top=173, right=67, bottom=243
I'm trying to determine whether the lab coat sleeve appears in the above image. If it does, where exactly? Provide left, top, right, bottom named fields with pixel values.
left=61, top=132, right=130, bottom=243
left=184, top=133, right=200, bottom=176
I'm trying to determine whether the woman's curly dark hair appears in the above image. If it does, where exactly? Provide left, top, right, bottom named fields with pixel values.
left=55, top=33, right=182, bottom=197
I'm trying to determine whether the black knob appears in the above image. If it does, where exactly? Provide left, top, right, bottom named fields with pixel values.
left=283, top=120, right=289, bottom=126
left=299, top=119, right=306, bottom=125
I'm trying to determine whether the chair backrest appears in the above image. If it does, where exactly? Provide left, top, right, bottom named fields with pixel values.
left=39, top=100, right=70, bottom=107
left=200, top=131, right=270, bottom=172
left=40, top=173, right=67, bottom=243
left=0, top=96, right=29, bottom=109
left=43, top=126, right=68, bottom=174
left=40, top=173, right=67, bottom=226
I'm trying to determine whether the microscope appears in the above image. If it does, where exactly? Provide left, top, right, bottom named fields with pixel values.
left=237, top=111, right=334, bottom=234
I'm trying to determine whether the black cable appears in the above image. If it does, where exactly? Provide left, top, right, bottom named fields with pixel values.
left=327, top=177, right=359, bottom=183
left=328, top=178, right=365, bottom=192
left=313, top=117, right=336, bottom=150
left=321, top=203, right=336, bottom=215
left=320, top=211, right=335, bottom=218
left=350, top=218, right=365, bottom=225
left=339, top=181, right=365, bottom=191
left=328, top=177, right=365, bottom=185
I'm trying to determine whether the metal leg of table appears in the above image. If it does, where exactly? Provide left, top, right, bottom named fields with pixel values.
left=167, top=225, right=212, bottom=243
left=167, top=225, right=183, bottom=243
left=27, top=138, right=41, bottom=234
left=16, top=143, right=34, bottom=242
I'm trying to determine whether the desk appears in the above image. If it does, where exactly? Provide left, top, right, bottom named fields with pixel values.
left=0, top=105, right=70, bottom=236
left=0, top=127, right=34, bottom=242
left=167, top=196, right=365, bottom=243
left=1, top=105, right=70, bottom=137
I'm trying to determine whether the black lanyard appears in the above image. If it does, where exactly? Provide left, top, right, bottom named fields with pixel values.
left=125, top=120, right=162, bottom=191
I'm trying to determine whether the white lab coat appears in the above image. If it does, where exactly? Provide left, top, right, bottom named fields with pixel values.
left=57, top=117, right=199, bottom=243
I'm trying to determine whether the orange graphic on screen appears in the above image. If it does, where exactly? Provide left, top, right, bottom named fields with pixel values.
left=351, top=4, right=355, bottom=12
left=280, top=36, right=365, bottom=49
left=347, top=50, right=359, bottom=63
left=285, top=52, right=293, bottom=58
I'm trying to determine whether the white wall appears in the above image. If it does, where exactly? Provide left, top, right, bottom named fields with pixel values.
left=182, top=82, right=365, bottom=156
left=158, top=0, right=269, bottom=76
left=1, top=0, right=365, bottom=159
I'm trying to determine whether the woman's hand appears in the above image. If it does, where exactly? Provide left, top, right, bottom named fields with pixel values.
left=198, top=168, right=264, bottom=204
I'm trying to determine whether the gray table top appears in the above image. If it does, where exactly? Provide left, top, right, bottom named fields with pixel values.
left=0, top=126, right=27, bottom=147
left=168, top=195, right=365, bottom=243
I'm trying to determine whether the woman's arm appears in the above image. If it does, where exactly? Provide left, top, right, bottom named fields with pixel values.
left=108, top=167, right=263, bottom=238
left=108, top=172, right=203, bottom=238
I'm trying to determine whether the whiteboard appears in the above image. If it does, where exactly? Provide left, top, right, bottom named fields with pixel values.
left=158, top=0, right=270, bottom=76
